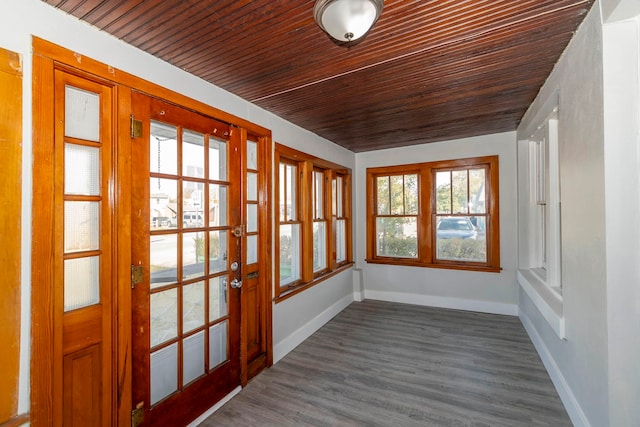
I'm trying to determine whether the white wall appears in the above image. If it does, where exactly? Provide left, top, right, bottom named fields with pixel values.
left=0, top=0, right=355, bottom=415
left=354, top=132, right=519, bottom=315
left=602, top=10, right=640, bottom=427
left=518, top=2, right=640, bottom=425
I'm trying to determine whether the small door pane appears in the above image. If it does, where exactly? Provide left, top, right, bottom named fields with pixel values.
left=183, top=331, right=205, bottom=386
left=150, top=343, right=178, bottom=405
left=246, top=204, right=258, bottom=233
left=183, top=129, right=205, bottom=178
left=64, top=201, right=99, bottom=253
left=150, top=288, right=178, bottom=347
left=246, top=235, right=258, bottom=265
left=209, top=138, right=227, bottom=181
left=150, top=178, right=177, bottom=230
left=209, top=276, right=228, bottom=321
left=65, top=143, right=100, bottom=196
left=247, top=140, right=257, bottom=170
left=209, top=231, right=227, bottom=274
left=247, top=172, right=258, bottom=202
left=183, top=281, right=205, bottom=333
left=183, top=181, right=204, bottom=228
left=150, top=121, right=177, bottom=175
left=208, top=184, right=227, bottom=227
left=150, top=234, right=178, bottom=288
left=64, top=256, right=100, bottom=312
left=209, top=321, right=228, bottom=370
left=65, top=86, right=100, bottom=141
left=183, top=232, right=205, bottom=280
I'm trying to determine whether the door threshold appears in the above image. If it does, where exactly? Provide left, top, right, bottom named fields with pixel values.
left=186, top=385, right=242, bottom=427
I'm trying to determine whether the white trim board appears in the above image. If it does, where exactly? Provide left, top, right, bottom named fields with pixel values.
left=364, top=290, right=519, bottom=316
left=273, top=293, right=353, bottom=363
left=519, top=311, right=591, bottom=427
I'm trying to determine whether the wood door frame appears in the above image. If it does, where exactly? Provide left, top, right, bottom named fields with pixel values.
left=31, top=38, right=273, bottom=425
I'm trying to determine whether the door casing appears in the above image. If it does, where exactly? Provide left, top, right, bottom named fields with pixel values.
left=31, top=37, right=273, bottom=426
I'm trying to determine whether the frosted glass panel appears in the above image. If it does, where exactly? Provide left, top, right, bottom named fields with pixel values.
left=64, top=201, right=99, bottom=253
left=150, top=178, right=177, bottom=230
left=209, top=321, right=228, bottom=369
left=246, top=235, right=258, bottom=265
left=151, top=343, right=178, bottom=405
left=150, top=234, right=178, bottom=288
left=150, top=288, right=178, bottom=347
left=65, top=86, right=100, bottom=141
left=246, top=204, right=258, bottom=233
left=183, top=281, right=205, bottom=333
left=64, top=256, right=100, bottom=312
left=247, top=172, right=258, bottom=202
left=183, top=331, right=205, bottom=386
left=209, top=276, right=228, bottom=321
left=209, top=138, right=227, bottom=180
left=150, top=121, right=177, bottom=175
left=183, top=232, right=205, bottom=280
left=65, top=143, right=100, bottom=195
left=208, top=184, right=227, bottom=227
left=183, top=129, right=205, bottom=178
left=246, top=140, right=257, bottom=170
left=209, top=231, right=227, bottom=274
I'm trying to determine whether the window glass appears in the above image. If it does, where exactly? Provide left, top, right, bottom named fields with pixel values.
left=367, top=157, right=499, bottom=271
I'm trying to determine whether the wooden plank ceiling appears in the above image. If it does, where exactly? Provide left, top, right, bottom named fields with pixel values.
left=42, top=0, right=594, bottom=152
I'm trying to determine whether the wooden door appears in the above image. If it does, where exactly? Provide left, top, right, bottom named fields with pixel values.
left=131, top=92, right=243, bottom=426
left=53, top=69, right=115, bottom=426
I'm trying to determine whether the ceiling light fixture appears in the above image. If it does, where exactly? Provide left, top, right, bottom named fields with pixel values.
left=313, top=0, right=384, bottom=43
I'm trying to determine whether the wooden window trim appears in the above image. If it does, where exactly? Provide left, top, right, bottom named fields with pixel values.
left=366, top=156, right=500, bottom=273
left=275, top=144, right=353, bottom=302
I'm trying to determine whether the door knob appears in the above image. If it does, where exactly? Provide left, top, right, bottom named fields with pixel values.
left=230, top=278, right=242, bottom=289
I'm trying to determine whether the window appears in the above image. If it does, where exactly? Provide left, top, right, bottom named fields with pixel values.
left=367, top=156, right=500, bottom=272
left=528, top=110, right=561, bottom=292
left=275, top=144, right=352, bottom=300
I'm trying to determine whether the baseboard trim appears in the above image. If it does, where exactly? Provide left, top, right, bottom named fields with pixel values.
left=187, top=386, right=242, bottom=427
left=519, top=310, right=591, bottom=427
left=364, top=290, right=518, bottom=316
left=273, top=293, right=353, bottom=363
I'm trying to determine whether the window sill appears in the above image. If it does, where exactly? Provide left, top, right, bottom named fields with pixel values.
left=275, top=262, right=354, bottom=303
left=365, top=258, right=501, bottom=273
left=517, top=269, right=565, bottom=339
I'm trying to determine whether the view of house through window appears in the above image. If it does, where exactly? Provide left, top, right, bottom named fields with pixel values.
left=367, top=156, right=500, bottom=272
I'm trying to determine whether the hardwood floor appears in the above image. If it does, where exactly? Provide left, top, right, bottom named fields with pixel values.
left=200, top=300, right=570, bottom=426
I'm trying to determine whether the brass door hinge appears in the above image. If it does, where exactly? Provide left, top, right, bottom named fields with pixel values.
left=131, top=265, right=143, bottom=289
left=130, top=115, right=143, bottom=138
left=131, top=401, right=144, bottom=427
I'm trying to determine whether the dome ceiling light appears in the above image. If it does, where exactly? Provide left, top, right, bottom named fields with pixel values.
left=313, top=0, right=384, bottom=43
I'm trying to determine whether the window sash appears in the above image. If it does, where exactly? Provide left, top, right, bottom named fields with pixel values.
left=366, top=156, right=499, bottom=272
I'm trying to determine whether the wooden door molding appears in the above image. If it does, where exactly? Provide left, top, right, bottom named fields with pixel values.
left=0, top=47, right=23, bottom=425
left=31, top=38, right=273, bottom=425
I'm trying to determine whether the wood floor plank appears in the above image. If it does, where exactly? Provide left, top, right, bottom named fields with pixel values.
left=200, top=300, right=570, bottom=426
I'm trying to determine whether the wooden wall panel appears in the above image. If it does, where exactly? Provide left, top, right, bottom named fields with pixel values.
left=0, top=47, right=23, bottom=425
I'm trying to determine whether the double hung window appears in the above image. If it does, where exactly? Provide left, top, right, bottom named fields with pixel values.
left=367, top=156, right=500, bottom=272
left=276, top=145, right=352, bottom=300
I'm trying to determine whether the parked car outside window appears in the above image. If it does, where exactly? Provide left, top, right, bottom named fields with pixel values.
left=436, top=217, right=477, bottom=240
